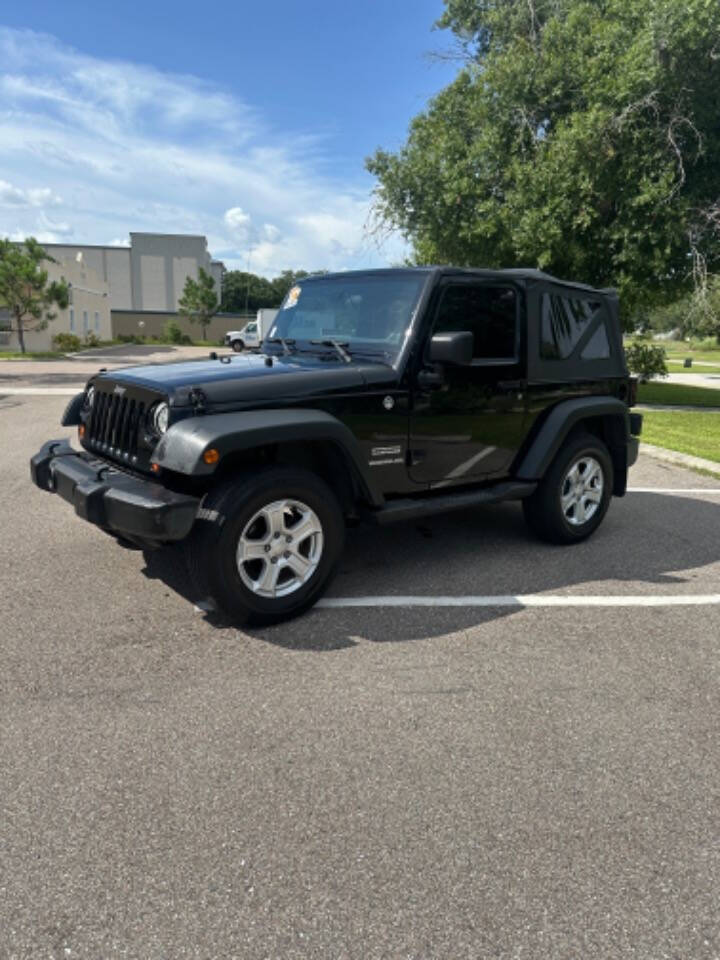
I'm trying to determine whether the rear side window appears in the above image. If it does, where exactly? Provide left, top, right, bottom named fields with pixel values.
left=434, top=284, right=517, bottom=360
left=541, top=294, right=608, bottom=360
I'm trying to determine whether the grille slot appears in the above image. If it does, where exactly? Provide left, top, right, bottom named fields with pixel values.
left=88, top=389, right=148, bottom=463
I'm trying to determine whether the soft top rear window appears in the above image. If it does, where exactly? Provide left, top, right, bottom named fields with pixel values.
left=540, top=294, right=605, bottom=360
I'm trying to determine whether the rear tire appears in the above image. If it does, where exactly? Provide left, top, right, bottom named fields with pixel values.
left=231, top=339, right=244, bottom=352
left=522, top=432, right=613, bottom=544
left=186, top=467, right=344, bottom=625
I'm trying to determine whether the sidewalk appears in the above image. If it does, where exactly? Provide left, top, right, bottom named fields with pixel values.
left=0, top=344, right=220, bottom=389
left=640, top=443, right=720, bottom=477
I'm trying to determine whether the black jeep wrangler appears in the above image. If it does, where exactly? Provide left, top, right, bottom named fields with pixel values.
left=31, top=268, right=642, bottom=623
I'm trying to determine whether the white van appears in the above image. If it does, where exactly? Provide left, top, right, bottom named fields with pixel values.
left=224, top=308, right=278, bottom=352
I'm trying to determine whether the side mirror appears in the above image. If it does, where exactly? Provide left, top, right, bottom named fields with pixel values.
left=429, top=331, right=473, bottom=366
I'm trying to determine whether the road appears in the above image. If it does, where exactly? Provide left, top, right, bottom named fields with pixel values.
left=1, top=394, right=719, bottom=959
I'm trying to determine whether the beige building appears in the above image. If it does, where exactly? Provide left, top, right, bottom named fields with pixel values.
left=40, top=233, right=224, bottom=312
left=0, top=252, right=112, bottom=352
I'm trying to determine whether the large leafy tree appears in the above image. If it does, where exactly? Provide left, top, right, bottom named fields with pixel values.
left=178, top=267, right=220, bottom=340
left=221, top=269, right=311, bottom=313
left=0, top=237, right=69, bottom=354
left=367, top=0, right=720, bottom=318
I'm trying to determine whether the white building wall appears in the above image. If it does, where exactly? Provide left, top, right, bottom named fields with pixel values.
left=104, top=248, right=133, bottom=309
left=0, top=254, right=111, bottom=351
left=139, top=255, right=167, bottom=311
left=41, top=244, right=133, bottom=310
left=24, top=235, right=224, bottom=315
left=173, top=256, right=199, bottom=305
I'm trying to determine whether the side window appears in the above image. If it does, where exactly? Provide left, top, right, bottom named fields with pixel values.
left=434, top=284, right=517, bottom=361
left=541, top=294, right=608, bottom=359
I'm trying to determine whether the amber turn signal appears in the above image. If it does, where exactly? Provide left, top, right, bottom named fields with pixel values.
left=203, top=448, right=220, bottom=465
left=78, top=425, right=85, bottom=439
left=150, top=462, right=161, bottom=474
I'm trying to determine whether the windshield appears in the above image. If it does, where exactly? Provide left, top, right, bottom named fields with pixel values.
left=265, top=273, right=427, bottom=358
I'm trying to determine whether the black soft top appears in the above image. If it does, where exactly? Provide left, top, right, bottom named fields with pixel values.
left=307, top=266, right=616, bottom=298
left=299, top=266, right=625, bottom=378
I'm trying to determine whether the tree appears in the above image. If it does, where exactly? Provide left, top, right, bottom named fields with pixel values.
left=367, top=0, right=720, bottom=322
left=269, top=270, right=310, bottom=305
left=221, top=271, right=276, bottom=314
left=0, top=237, right=69, bottom=354
left=178, top=267, right=219, bottom=340
left=220, top=269, right=312, bottom=314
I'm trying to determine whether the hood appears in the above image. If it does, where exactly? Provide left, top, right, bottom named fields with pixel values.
left=94, top=352, right=398, bottom=408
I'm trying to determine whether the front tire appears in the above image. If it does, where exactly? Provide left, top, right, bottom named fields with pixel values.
left=231, top=339, right=244, bottom=352
left=522, top=432, right=613, bottom=544
left=186, top=467, right=344, bottom=625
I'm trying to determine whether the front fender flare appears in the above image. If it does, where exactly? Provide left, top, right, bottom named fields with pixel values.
left=152, top=408, right=384, bottom=506
left=61, top=392, right=85, bottom=426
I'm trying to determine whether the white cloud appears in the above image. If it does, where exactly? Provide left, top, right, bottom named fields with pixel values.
left=224, top=207, right=251, bottom=231
left=38, top=211, right=73, bottom=235
left=0, top=26, right=406, bottom=276
left=0, top=178, right=62, bottom=207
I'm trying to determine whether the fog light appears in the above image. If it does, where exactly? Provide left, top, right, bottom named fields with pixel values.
left=203, top=448, right=220, bottom=465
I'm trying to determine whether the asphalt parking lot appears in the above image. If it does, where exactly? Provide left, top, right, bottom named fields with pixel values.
left=2, top=394, right=719, bottom=959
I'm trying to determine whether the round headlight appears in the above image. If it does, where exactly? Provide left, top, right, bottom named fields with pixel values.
left=152, top=402, right=169, bottom=434
left=85, top=385, right=95, bottom=408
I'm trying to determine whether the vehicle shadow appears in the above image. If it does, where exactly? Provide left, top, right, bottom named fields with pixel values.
left=140, top=492, right=720, bottom=650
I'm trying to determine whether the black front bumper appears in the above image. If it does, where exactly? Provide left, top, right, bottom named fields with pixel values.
left=30, top=439, right=199, bottom=543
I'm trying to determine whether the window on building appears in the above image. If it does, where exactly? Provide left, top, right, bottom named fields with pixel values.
left=433, top=284, right=518, bottom=361
left=83, top=310, right=89, bottom=333
left=540, top=294, right=605, bottom=360
left=94, top=312, right=100, bottom=332
left=69, top=308, right=75, bottom=332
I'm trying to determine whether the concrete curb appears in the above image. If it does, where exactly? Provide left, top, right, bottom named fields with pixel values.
left=639, top=442, right=720, bottom=477
left=636, top=404, right=720, bottom=412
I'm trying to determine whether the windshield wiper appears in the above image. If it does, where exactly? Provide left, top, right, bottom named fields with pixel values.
left=265, top=337, right=296, bottom=355
left=310, top=339, right=352, bottom=363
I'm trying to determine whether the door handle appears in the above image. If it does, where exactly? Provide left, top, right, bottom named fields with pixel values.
left=417, top=366, right=444, bottom=389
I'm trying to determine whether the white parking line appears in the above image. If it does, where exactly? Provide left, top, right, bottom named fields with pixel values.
left=317, top=594, right=720, bottom=609
left=627, top=487, right=720, bottom=494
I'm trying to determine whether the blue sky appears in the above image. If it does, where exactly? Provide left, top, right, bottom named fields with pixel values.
left=0, top=1, right=457, bottom=275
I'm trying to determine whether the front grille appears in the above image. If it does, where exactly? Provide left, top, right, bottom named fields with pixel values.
left=86, top=388, right=153, bottom=465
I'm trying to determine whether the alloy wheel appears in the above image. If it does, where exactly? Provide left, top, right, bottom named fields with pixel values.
left=560, top=455, right=604, bottom=527
left=236, top=499, right=324, bottom=598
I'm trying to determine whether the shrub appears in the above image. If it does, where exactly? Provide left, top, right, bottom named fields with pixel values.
left=117, top=334, right=145, bottom=344
left=52, top=332, right=82, bottom=352
left=624, top=340, right=668, bottom=381
left=83, top=332, right=101, bottom=348
left=163, top=319, right=184, bottom=343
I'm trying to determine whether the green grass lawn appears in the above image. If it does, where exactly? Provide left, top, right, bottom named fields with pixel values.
left=657, top=344, right=720, bottom=364
left=666, top=361, right=720, bottom=373
left=0, top=350, right=63, bottom=359
left=637, top=381, right=720, bottom=407
left=641, top=411, right=720, bottom=464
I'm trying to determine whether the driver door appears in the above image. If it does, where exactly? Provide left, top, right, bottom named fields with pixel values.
left=408, top=280, right=527, bottom=486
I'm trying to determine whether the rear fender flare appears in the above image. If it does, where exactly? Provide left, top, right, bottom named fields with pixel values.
left=152, top=408, right=385, bottom=506
left=516, top=397, right=630, bottom=493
